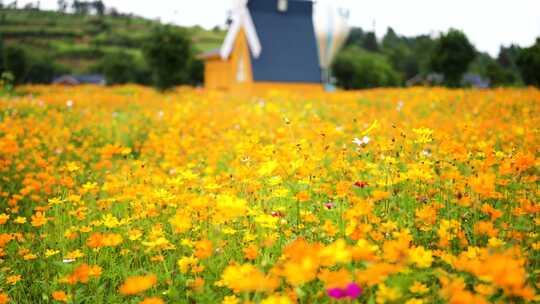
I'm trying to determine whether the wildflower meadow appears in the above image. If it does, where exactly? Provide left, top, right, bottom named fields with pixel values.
left=0, top=85, right=538, bottom=304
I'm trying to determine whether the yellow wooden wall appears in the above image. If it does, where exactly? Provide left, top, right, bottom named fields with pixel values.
left=204, top=29, right=253, bottom=91
left=204, top=29, right=323, bottom=94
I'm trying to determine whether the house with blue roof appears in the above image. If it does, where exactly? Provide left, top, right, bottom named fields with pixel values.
left=201, top=0, right=344, bottom=93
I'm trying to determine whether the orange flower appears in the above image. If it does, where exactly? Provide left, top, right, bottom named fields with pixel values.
left=221, top=264, right=279, bottom=293
left=474, top=221, right=498, bottom=238
left=194, top=240, right=213, bottom=259
left=86, top=233, right=104, bottom=248
left=0, top=292, right=8, bottom=304
left=188, top=277, right=205, bottom=291
left=318, top=268, right=352, bottom=289
left=371, top=190, right=390, bottom=202
left=87, top=233, right=123, bottom=248
left=296, top=191, right=310, bottom=202
left=469, top=173, right=500, bottom=198
left=118, top=274, right=157, bottom=295
left=30, top=212, right=48, bottom=227
left=0, top=234, right=13, bottom=248
left=356, top=262, right=403, bottom=287
left=62, top=264, right=102, bottom=285
left=335, top=181, right=351, bottom=197
left=52, top=291, right=69, bottom=302
left=139, top=297, right=164, bottom=304
left=242, top=244, right=259, bottom=260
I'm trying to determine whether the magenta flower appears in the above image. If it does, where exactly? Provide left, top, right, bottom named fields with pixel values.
left=327, top=283, right=362, bottom=300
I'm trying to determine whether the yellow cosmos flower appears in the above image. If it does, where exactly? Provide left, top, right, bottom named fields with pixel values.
left=222, top=295, right=239, bottom=304
left=178, top=256, right=198, bottom=274
left=45, top=249, right=60, bottom=258
left=216, top=195, right=248, bottom=220
left=64, top=250, right=84, bottom=260
left=23, top=253, right=37, bottom=260
left=65, top=162, right=80, bottom=172
left=260, top=295, right=292, bottom=304
left=6, top=275, right=21, bottom=285
left=14, top=216, right=27, bottom=224
left=409, top=281, right=429, bottom=294
left=409, top=246, right=433, bottom=268
left=0, top=214, right=9, bottom=225
left=47, top=197, right=64, bottom=206
left=376, top=284, right=401, bottom=304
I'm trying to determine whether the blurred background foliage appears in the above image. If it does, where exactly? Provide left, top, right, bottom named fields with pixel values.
left=0, top=2, right=539, bottom=90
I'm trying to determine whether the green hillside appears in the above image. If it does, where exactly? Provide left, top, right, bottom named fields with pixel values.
left=0, top=9, right=226, bottom=74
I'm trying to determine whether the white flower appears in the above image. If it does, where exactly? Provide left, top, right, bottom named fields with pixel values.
left=66, top=100, right=74, bottom=107
left=352, top=136, right=370, bottom=146
left=396, top=100, right=404, bottom=112
left=62, top=258, right=75, bottom=263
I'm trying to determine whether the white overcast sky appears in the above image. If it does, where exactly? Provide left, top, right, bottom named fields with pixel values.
left=19, top=0, right=540, bottom=56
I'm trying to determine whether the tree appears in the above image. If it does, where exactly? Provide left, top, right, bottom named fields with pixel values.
left=468, top=52, right=493, bottom=80
left=429, top=29, right=476, bottom=87
left=0, top=36, right=4, bottom=74
left=72, top=0, right=90, bottom=15
left=362, top=32, right=379, bottom=52
left=516, top=38, right=540, bottom=87
left=382, top=27, right=399, bottom=49
left=411, top=35, right=436, bottom=76
left=345, top=27, right=365, bottom=47
left=57, top=0, right=67, bottom=12
left=332, top=47, right=400, bottom=89
left=486, top=61, right=517, bottom=87
left=498, top=45, right=521, bottom=69
left=93, top=1, right=105, bottom=16
left=3, top=46, right=28, bottom=84
left=188, top=58, right=204, bottom=86
left=98, top=52, right=137, bottom=85
left=143, top=26, right=193, bottom=90
left=25, top=58, right=67, bottom=84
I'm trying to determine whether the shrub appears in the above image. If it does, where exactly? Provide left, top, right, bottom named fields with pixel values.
left=429, top=29, right=476, bottom=87
left=516, top=38, right=540, bottom=87
left=143, top=26, right=194, bottom=90
left=332, top=47, right=400, bottom=89
left=3, top=46, right=28, bottom=84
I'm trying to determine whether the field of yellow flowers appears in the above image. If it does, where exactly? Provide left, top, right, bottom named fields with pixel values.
left=0, top=85, right=538, bottom=304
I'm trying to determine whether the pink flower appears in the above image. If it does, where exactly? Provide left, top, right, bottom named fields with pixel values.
left=323, top=202, right=336, bottom=209
left=327, top=283, right=362, bottom=300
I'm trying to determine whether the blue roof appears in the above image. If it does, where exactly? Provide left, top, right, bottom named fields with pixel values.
left=248, top=0, right=322, bottom=83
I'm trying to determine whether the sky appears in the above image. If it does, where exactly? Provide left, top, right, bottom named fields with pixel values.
left=18, top=0, right=540, bottom=57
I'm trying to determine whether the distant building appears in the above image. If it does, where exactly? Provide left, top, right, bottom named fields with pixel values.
left=406, top=73, right=444, bottom=87
left=406, top=73, right=490, bottom=88
left=461, top=73, right=490, bottom=88
left=200, top=0, right=349, bottom=93
left=53, top=74, right=106, bottom=86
